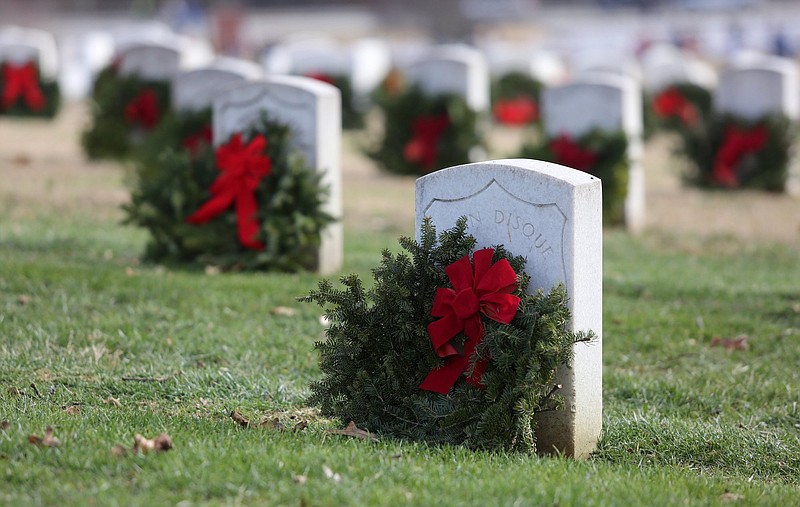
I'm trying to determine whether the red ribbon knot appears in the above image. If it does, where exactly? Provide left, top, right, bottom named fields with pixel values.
left=712, top=124, right=767, bottom=187
left=124, top=88, right=160, bottom=130
left=420, top=248, right=521, bottom=394
left=652, top=87, right=699, bottom=127
left=1, top=61, right=45, bottom=111
left=403, top=113, right=450, bottom=171
left=493, top=96, right=539, bottom=125
left=549, top=133, right=597, bottom=172
left=185, top=133, right=272, bottom=250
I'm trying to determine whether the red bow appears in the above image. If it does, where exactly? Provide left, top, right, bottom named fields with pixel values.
left=493, top=96, right=538, bottom=125
left=305, top=72, right=336, bottom=85
left=652, top=87, right=698, bottom=126
left=124, top=88, right=160, bottom=130
left=1, top=61, right=45, bottom=111
left=403, top=114, right=450, bottom=171
left=420, top=248, right=521, bottom=394
left=549, top=134, right=597, bottom=172
left=186, top=133, right=272, bottom=250
left=712, top=124, right=767, bottom=187
left=182, top=125, right=213, bottom=157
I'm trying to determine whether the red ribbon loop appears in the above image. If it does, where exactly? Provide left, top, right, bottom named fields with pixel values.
left=549, top=133, right=597, bottom=172
left=712, top=124, right=767, bottom=187
left=124, top=88, right=160, bottom=130
left=403, top=114, right=450, bottom=170
left=493, top=96, right=538, bottom=125
left=1, top=61, right=45, bottom=111
left=185, top=133, right=272, bottom=250
left=652, top=87, right=698, bottom=127
left=420, top=248, right=521, bottom=394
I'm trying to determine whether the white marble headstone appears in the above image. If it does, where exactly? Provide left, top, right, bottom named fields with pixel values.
left=0, top=25, right=59, bottom=80
left=213, top=76, right=342, bottom=274
left=404, top=44, right=490, bottom=112
left=118, top=43, right=181, bottom=81
left=640, top=43, right=718, bottom=92
left=715, top=57, right=799, bottom=121
left=416, top=159, right=603, bottom=458
left=542, top=73, right=645, bottom=232
left=171, top=58, right=262, bottom=112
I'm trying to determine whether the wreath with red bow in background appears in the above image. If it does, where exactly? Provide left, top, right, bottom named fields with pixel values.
left=518, top=128, right=629, bottom=225
left=124, top=112, right=334, bottom=271
left=491, top=71, right=542, bottom=127
left=643, top=82, right=711, bottom=138
left=0, top=60, right=60, bottom=118
left=303, top=217, right=593, bottom=453
left=81, top=64, right=171, bottom=160
left=369, top=78, right=485, bottom=176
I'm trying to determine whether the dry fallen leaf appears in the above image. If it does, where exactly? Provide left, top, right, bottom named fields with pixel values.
left=12, top=153, right=31, bottom=166
left=710, top=335, right=749, bottom=351
left=293, top=420, right=308, bottom=432
left=0, top=420, right=9, bottom=430
left=258, top=417, right=284, bottom=431
left=104, top=397, right=122, bottom=407
left=133, top=433, right=172, bottom=453
left=720, top=492, right=744, bottom=502
left=326, top=421, right=377, bottom=442
left=7, top=387, right=24, bottom=397
left=271, top=306, right=297, bottom=317
left=64, top=404, right=81, bottom=416
left=17, top=294, right=31, bottom=305
left=111, top=444, right=128, bottom=457
left=29, top=427, right=60, bottom=447
left=204, top=265, right=221, bottom=275
left=293, top=475, right=307, bottom=485
left=125, top=267, right=136, bottom=277
left=230, top=410, right=250, bottom=427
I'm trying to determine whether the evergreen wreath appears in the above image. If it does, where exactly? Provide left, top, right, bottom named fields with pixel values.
left=0, top=61, right=60, bottom=118
left=643, top=82, right=711, bottom=138
left=491, top=71, right=542, bottom=127
left=81, top=65, right=171, bottom=160
left=135, top=107, right=213, bottom=162
left=304, top=72, right=364, bottom=130
left=123, top=112, right=334, bottom=271
left=519, top=129, right=629, bottom=225
left=303, top=217, right=593, bottom=453
left=369, top=84, right=484, bottom=175
left=677, top=112, right=794, bottom=191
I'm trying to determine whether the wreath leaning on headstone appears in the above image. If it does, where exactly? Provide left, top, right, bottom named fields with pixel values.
left=81, top=65, right=171, bottom=160
left=491, top=71, right=542, bottom=127
left=123, top=112, right=335, bottom=272
left=643, top=82, right=712, bottom=138
left=369, top=84, right=484, bottom=176
left=518, top=129, right=629, bottom=225
left=676, top=112, right=794, bottom=191
left=0, top=61, right=60, bottom=118
left=303, top=217, right=594, bottom=454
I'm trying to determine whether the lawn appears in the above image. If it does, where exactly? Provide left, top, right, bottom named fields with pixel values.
left=1, top=110, right=799, bottom=506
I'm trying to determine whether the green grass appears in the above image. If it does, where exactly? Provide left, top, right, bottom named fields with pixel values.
left=2, top=177, right=800, bottom=506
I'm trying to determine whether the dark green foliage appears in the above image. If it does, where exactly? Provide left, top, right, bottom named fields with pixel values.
left=369, top=85, right=485, bottom=175
left=313, top=73, right=364, bottom=130
left=520, top=129, right=629, bottom=225
left=0, top=64, right=60, bottom=118
left=123, top=113, right=334, bottom=271
left=135, top=107, right=212, bottom=162
left=303, top=217, right=592, bottom=453
left=81, top=65, right=171, bottom=160
left=677, top=113, right=794, bottom=191
left=643, top=82, right=712, bottom=138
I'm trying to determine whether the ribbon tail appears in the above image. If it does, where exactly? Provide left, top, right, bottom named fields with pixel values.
left=419, top=355, right=468, bottom=394
left=235, top=191, right=264, bottom=250
left=186, top=191, right=236, bottom=224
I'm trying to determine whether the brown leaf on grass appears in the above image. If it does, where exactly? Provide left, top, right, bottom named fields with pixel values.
left=270, top=306, right=298, bottom=317
left=125, top=267, right=136, bottom=277
left=293, top=475, right=307, bottom=485
left=29, top=427, right=60, bottom=447
left=133, top=433, right=172, bottom=453
left=204, top=265, right=221, bottom=276
left=293, top=420, right=308, bottom=432
left=104, top=397, right=122, bottom=407
left=0, top=420, right=9, bottom=430
left=258, top=417, right=284, bottom=431
left=111, top=444, right=128, bottom=457
left=326, top=421, right=377, bottom=442
left=7, top=387, right=24, bottom=397
left=17, top=294, right=31, bottom=305
left=230, top=410, right=250, bottom=427
left=720, top=492, right=744, bottom=502
left=64, top=404, right=81, bottom=416
left=12, top=153, right=31, bottom=166
left=710, top=335, right=749, bottom=351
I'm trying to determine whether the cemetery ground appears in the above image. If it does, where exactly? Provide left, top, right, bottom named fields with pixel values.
left=1, top=103, right=799, bottom=506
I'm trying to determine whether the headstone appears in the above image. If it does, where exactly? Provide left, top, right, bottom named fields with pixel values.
left=415, top=158, right=603, bottom=458
left=171, top=58, right=262, bottom=112
left=0, top=25, right=59, bottom=80
left=640, top=43, right=717, bottom=93
left=715, top=56, right=799, bottom=120
left=118, top=43, right=181, bottom=80
left=213, top=76, right=342, bottom=274
left=404, top=44, right=490, bottom=112
left=542, top=73, right=645, bottom=232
